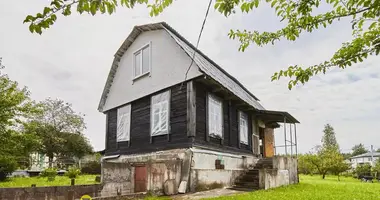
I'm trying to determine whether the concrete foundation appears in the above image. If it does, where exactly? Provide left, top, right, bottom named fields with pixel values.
left=101, top=149, right=185, bottom=196
left=101, top=148, right=259, bottom=196
left=258, top=156, right=298, bottom=190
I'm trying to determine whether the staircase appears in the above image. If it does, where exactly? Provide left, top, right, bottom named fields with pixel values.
left=231, top=158, right=274, bottom=191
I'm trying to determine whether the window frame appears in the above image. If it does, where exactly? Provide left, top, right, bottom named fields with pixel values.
left=116, top=104, right=131, bottom=142
left=207, top=93, right=223, bottom=139
left=239, top=111, right=249, bottom=145
left=132, top=42, right=152, bottom=80
left=150, top=90, right=171, bottom=136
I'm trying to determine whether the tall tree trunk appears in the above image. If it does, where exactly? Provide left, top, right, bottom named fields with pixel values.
left=322, top=173, right=326, bottom=179
left=338, top=174, right=340, bottom=181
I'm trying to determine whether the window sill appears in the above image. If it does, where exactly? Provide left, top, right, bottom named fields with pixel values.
left=133, top=72, right=150, bottom=82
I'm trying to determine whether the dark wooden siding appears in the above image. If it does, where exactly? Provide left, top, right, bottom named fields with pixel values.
left=105, top=109, right=117, bottom=155
left=194, top=81, right=252, bottom=154
left=104, top=84, right=191, bottom=156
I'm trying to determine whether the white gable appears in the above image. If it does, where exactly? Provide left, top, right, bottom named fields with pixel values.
left=102, top=29, right=203, bottom=111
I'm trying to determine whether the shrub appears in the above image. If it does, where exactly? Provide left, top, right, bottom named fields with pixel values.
left=81, top=161, right=101, bottom=175
left=40, top=168, right=57, bottom=181
left=355, top=163, right=372, bottom=178
left=65, top=167, right=81, bottom=179
left=0, top=156, right=17, bottom=181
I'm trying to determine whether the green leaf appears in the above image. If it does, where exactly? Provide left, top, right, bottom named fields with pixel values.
left=90, top=2, right=97, bottom=15
left=23, top=15, right=34, bottom=23
left=43, top=7, right=52, bottom=15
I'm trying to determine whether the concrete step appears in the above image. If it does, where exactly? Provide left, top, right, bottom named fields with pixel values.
left=237, top=176, right=259, bottom=182
left=229, top=186, right=258, bottom=191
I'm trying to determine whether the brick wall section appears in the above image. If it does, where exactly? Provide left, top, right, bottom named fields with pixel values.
left=0, top=184, right=102, bottom=200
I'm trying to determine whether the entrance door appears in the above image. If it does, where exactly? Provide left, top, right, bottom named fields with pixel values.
left=134, top=166, right=147, bottom=193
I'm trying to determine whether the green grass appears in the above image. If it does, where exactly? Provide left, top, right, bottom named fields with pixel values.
left=0, top=175, right=99, bottom=188
left=205, top=175, right=380, bottom=200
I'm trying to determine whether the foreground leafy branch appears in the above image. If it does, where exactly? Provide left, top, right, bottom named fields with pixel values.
left=25, top=0, right=380, bottom=89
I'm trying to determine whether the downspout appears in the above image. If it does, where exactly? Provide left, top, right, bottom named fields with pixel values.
left=100, top=154, right=120, bottom=183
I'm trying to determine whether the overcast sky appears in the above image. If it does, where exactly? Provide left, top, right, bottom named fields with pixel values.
left=1, top=0, right=379, bottom=153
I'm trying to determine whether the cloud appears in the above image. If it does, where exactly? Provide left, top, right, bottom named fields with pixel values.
left=0, top=0, right=379, bottom=152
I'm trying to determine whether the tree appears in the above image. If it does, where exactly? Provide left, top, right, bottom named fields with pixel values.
left=351, top=143, right=368, bottom=157
left=372, top=159, right=380, bottom=179
left=25, top=1, right=380, bottom=89
left=321, top=124, right=339, bottom=151
left=298, top=154, right=317, bottom=175
left=0, top=58, right=41, bottom=180
left=329, top=151, right=351, bottom=181
left=376, top=148, right=380, bottom=153
left=23, top=98, right=91, bottom=167
left=355, top=163, right=372, bottom=178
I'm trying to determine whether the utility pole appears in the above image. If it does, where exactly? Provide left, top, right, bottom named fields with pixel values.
left=371, top=145, right=374, bottom=166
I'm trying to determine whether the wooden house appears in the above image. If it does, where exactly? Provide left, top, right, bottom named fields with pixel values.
left=98, top=22, right=299, bottom=196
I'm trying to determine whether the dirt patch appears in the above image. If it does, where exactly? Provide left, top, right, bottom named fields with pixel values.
left=173, top=188, right=246, bottom=200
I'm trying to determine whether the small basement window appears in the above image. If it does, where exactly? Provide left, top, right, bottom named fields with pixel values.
left=208, top=94, right=223, bottom=138
left=151, top=90, right=170, bottom=136
left=239, top=111, right=248, bottom=145
left=133, top=43, right=151, bottom=79
left=117, top=104, right=131, bottom=142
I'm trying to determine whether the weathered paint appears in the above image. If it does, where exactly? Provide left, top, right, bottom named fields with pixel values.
left=101, top=149, right=186, bottom=196
left=258, top=156, right=298, bottom=190
left=264, top=128, right=275, bottom=157
left=103, top=29, right=202, bottom=112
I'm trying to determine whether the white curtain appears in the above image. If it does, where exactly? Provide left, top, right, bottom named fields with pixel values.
left=239, top=111, right=248, bottom=144
left=117, top=104, right=131, bottom=142
left=208, top=94, right=223, bottom=138
left=151, top=90, right=170, bottom=136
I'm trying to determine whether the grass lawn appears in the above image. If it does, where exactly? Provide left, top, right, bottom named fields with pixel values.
left=0, top=175, right=99, bottom=188
left=204, top=175, right=380, bottom=200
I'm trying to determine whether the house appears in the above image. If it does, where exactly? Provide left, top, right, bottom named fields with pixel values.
left=98, top=22, right=300, bottom=196
left=350, top=152, right=380, bottom=169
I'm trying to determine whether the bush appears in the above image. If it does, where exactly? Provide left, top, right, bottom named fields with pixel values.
left=65, top=167, right=81, bottom=179
left=0, top=156, right=17, bottom=181
left=355, top=163, right=372, bottom=178
left=81, top=161, right=101, bottom=175
left=40, top=168, right=57, bottom=181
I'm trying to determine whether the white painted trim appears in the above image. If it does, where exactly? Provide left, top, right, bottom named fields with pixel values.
left=190, top=148, right=246, bottom=159
left=132, top=42, right=151, bottom=80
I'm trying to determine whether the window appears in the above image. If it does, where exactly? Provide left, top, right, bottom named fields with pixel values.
left=117, top=104, right=131, bottom=142
left=208, top=94, right=223, bottom=138
left=239, top=111, right=248, bottom=144
left=133, top=43, right=151, bottom=78
left=151, top=90, right=170, bottom=136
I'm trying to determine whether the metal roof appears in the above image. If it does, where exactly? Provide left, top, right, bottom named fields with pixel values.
left=98, top=22, right=265, bottom=112
left=351, top=152, right=380, bottom=159
left=255, top=110, right=300, bottom=124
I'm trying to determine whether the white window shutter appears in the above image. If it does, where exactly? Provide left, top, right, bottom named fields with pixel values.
left=117, top=104, right=131, bottom=142
left=151, top=90, right=170, bottom=136
left=208, top=94, right=223, bottom=138
left=239, top=111, right=248, bottom=145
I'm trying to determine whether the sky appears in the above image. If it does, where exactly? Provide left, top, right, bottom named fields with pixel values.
left=0, top=0, right=379, bottom=153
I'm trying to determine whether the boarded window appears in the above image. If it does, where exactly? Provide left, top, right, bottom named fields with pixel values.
left=208, top=94, right=223, bottom=138
left=239, top=111, right=248, bottom=144
left=151, top=90, right=170, bottom=136
left=134, top=43, right=151, bottom=78
left=117, top=104, right=131, bottom=142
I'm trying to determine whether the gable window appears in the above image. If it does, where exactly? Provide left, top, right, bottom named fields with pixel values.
left=239, top=111, right=248, bottom=145
left=133, top=43, right=151, bottom=79
left=208, top=94, right=223, bottom=138
left=151, top=90, right=170, bottom=136
left=117, top=104, right=131, bottom=142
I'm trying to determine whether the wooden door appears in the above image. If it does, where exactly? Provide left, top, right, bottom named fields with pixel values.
left=264, top=128, right=274, bottom=157
left=134, top=166, right=147, bottom=193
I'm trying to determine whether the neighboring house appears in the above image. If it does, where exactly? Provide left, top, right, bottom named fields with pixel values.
left=350, top=152, right=380, bottom=169
left=98, top=22, right=300, bottom=196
